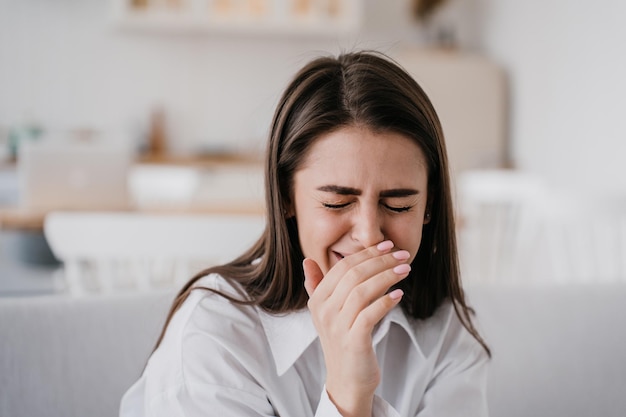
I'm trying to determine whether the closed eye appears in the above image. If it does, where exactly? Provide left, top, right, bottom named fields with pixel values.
left=324, top=202, right=413, bottom=212
left=384, top=204, right=413, bottom=213
left=322, top=202, right=351, bottom=210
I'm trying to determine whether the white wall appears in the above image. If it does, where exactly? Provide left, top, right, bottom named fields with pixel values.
left=2, top=0, right=625, bottom=195
left=0, top=0, right=319, bottom=154
left=477, top=0, right=626, bottom=193
left=0, top=0, right=417, bottom=155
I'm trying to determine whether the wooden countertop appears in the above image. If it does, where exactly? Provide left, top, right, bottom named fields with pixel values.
left=136, top=152, right=263, bottom=168
left=0, top=203, right=266, bottom=232
left=0, top=208, right=49, bottom=232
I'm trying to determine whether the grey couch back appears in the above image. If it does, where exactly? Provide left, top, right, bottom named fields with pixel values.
left=0, top=291, right=174, bottom=417
left=468, top=284, right=626, bottom=417
left=1, top=284, right=626, bottom=417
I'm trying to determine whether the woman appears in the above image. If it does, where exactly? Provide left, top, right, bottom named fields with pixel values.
left=120, top=50, right=490, bottom=417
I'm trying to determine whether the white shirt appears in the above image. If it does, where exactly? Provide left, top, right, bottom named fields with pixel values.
left=120, top=274, right=489, bottom=417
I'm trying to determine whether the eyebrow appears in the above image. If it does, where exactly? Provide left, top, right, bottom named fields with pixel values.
left=316, top=185, right=419, bottom=198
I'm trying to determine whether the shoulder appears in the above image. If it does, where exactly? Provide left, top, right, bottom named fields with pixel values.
left=412, top=300, right=488, bottom=364
left=167, top=273, right=267, bottom=351
left=121, top=275, right=279, bottom=416
left=184, top=273, right=259, bottom=329
left=147, top=273, right=275, bottom=388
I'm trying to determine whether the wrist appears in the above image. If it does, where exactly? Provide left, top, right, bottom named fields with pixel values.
left=325, top=385, right=374, bottom=417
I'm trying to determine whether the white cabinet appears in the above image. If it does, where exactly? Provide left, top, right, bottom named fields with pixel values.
left=111, top=0, right=363, bottom=36
left=393, top=47, right=508, bottom=175
left=128, top=162, right=265, bottom=214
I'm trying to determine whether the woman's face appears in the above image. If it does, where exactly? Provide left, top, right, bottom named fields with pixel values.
left=291, top=125, right=430, bottom=275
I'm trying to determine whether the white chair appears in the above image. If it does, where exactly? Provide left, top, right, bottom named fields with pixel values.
left=537, top=190, right=626, bottom=283
left=457, top=170, right=626, bottom=284
left=44, top=212, right=265, bottom=295
left=456, top=169, right=546, bottom=284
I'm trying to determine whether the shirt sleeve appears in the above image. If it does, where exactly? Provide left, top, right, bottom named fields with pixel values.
left=314, top=388, right=401, bottom=417
left=313, top=388, right=344, bottom=417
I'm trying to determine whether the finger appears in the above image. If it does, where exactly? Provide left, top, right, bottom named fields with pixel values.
left=303, top=258, right=324, bottom=297
left=351, top=289, right=404, bottom=339
left=330, top=249, right=410, bottom=310
left=339, top=263, right=410, bottom=328
left=313, top=240, right=396, bottom=300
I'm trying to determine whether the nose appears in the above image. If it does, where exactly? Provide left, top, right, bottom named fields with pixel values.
left=351, top=205, right=385, bottom=248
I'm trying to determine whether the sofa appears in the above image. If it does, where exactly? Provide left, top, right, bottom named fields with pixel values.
left=1, top=283, right=625, bottom=417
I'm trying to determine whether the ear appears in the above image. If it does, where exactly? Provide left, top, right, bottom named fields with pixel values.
left=423, top=193, right=434, bottom=224
left=283, top=199, right=295, bottom=218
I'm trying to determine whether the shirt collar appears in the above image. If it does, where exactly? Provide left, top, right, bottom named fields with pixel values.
left=372, top=305, right=422, bottom=354
left=258, top=307, right=318, bottom=376
left=258, top=305, right=423, bottom=377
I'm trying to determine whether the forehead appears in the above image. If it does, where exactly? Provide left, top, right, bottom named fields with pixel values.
left=297, top=126, right=428, bottom=181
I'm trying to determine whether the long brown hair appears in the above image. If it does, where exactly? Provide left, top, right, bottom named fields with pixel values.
left=155, top=51, right=490, bottom=356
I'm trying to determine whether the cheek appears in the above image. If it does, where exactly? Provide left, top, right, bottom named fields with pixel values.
left=386, top=219, right=424, bottom=261
left=295, top=210, right=343, bottom=257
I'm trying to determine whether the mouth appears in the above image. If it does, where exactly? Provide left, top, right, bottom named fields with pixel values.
left=332, top=251, right=345, bottom=262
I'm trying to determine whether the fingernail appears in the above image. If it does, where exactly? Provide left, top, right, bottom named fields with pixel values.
left=392, top=250, right=410, bottom=260
left=377, top=240, right=394, bottom=251
left=393, top=264, right=411, bottom=274
left=389, top=289, right=404, bottom=300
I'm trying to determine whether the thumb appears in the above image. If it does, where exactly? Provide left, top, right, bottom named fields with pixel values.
left=302, top=258, right=324, bottom=297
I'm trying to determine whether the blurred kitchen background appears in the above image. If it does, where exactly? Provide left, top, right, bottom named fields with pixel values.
left=1, top=0, right=626, bottom=295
